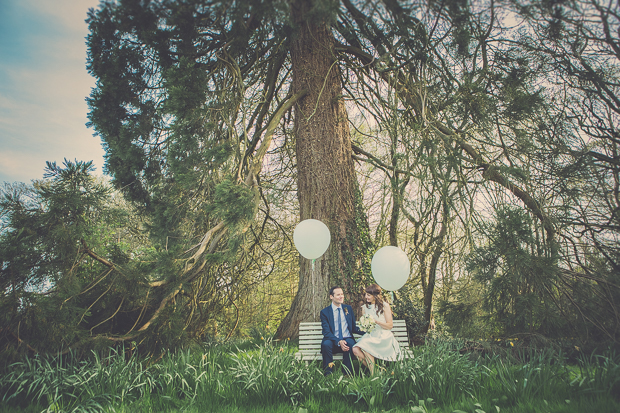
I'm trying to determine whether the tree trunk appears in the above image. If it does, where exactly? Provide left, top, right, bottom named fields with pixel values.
left=276, top=0, right=371, bottom=339
left=420, top=202, right=448, bottom=334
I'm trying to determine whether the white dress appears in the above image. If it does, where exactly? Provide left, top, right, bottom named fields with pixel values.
left=354, top=304, right=403, bottom=361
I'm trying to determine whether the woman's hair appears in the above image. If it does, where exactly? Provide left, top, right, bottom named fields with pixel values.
left=364, top=283, right=384, bottom=315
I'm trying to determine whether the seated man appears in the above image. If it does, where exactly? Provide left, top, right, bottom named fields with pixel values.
left=320, top=286, right=364, bottom=375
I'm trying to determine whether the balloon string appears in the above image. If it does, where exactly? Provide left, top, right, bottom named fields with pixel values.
left=312, top=259, right=316, bottom=319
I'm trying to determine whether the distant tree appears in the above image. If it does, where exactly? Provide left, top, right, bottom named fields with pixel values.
left=506, top=0, right=620, bottom=343
left=465, top=206, right=563, bottom=338
left=335, top=0, right=557, bottom=332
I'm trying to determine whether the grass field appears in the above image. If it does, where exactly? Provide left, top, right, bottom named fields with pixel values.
left=1, top=336, right=618, bottom=412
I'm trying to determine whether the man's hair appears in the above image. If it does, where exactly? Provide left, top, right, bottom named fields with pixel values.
left=328, top=286, right=342, bottom=297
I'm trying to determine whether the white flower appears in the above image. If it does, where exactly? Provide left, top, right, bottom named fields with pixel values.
left=358, top=314, right=374, bottom=332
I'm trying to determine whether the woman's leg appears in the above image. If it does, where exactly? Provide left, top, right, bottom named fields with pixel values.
left=352, top=346, right=364, bottom=366
left=352, top=347, right=375, bottom=374
left=365, top=352, right=375, bottom=374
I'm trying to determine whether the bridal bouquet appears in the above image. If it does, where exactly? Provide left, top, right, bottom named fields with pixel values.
left=358, top=314, right=375, bottom=332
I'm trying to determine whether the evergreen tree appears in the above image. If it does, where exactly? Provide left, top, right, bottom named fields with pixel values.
left=0, top=161, right=139, bottom=358
left=86, top=0, right=376, bottom=340
left=465, top=207, right=562, bottom=338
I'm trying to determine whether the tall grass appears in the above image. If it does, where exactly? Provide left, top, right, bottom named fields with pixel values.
left=1, top=349, right=131, bottom=412
left=0, top=345, right=234, bottom=412
left=1, top=336, right=618, bottom=412
left=479, top=348, right=569, bottom=405
left=571, top=348, right=620, bottom=397
left=228, top=340, right=318, bottom=405
left=391, top=335, right=479, bottom=404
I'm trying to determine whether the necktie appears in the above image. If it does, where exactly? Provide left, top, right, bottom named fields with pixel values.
left=336, top=307, right=342, bottom=339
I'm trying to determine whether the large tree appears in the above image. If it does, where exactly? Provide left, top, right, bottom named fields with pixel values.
left=277, top=0, right=373, bottom=337
left=86, top=0, right=376, bottom=341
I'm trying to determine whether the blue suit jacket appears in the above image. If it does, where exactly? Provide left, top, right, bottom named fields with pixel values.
left=320, top=304, right=364, bottom=342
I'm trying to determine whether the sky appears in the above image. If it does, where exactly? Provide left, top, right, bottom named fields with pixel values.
left=0, top=0, right=106, bottom=185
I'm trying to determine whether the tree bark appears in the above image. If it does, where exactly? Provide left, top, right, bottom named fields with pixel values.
left=276, top=0, right=371, bottom=339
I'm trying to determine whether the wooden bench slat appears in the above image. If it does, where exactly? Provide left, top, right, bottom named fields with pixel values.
left=299, top=321, right=408, bottom=326
left=300, top=334, right=409, bottom=342
left=299, top=341, right=415, bottom=348
left=299, top=328, right=408, bottom=333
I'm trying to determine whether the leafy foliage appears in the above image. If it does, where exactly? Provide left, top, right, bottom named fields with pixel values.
left=392, top=282, right=426, bottom=339
left=0, top=160, right=140, bottom=359
left=464, top=207, right=562, bottom=337
left=0, top=160, right=291, bottom=360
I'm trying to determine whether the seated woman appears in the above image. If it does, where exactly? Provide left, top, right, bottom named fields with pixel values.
left=353, top=283, right=403, bottom=374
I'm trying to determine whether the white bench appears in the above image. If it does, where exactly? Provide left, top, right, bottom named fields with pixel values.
left=295, top=319, right=412, bottom=363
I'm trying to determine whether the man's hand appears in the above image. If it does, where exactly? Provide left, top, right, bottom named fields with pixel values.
left=339, top=340, right=350, bottom=351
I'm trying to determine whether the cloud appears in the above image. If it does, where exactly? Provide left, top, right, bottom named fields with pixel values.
left=0, top=149, right=44, bottom=183
left=30, top=0, right=95, bottom=26
left=0, top=0, right=104, bottom=184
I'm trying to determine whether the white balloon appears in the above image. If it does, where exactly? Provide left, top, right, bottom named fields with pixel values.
left=293, top=219, right=331, bottom=259
left=371, top=246, right=410, bottom=291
